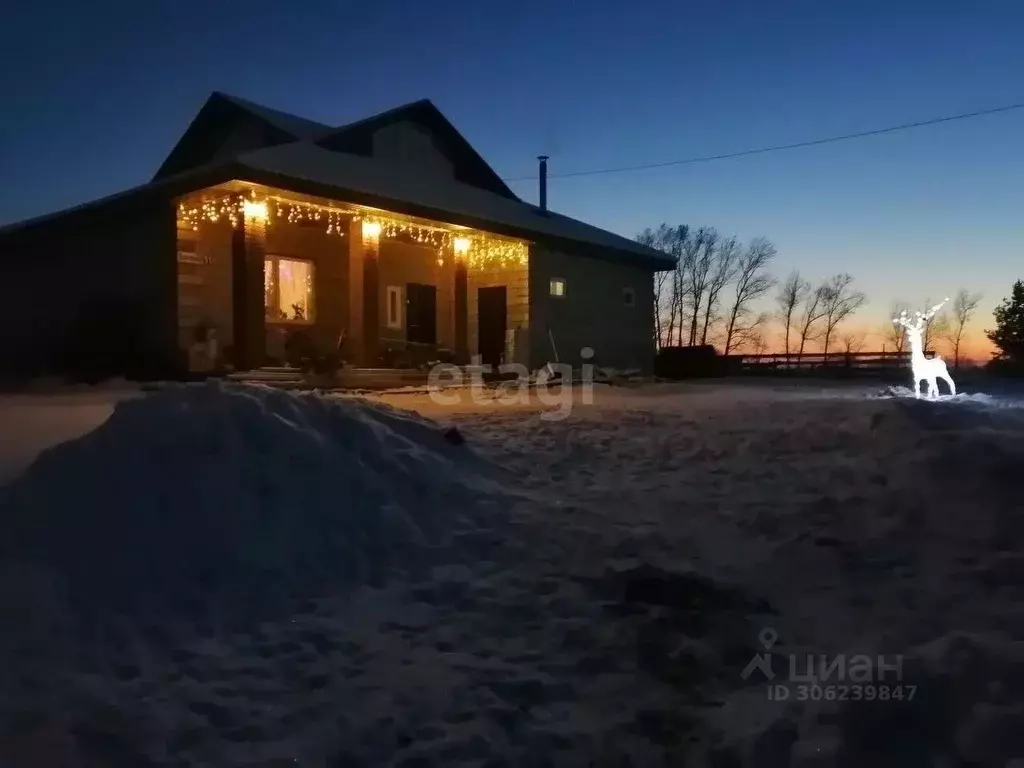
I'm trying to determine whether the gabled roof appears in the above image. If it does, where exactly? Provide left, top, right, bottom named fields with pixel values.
left=317, top=99, right=519, bottom=201
left=233, top=141, right=671, bottom=267
left=216, top=92, right=332, bottom=139
left=0, top=163, right=238, bottom=239
left=4, top=92, right=673, bottom=268
left=152, top=92, right=332, bottom=180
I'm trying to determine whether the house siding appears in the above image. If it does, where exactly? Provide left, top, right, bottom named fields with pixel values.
left=377, top=240, right=455, bottom=351
left=177, top=219, right=233, bottom=354
left=0, top=198, right=179, bottom=380
left=468, top=261, right=529, bottom=366
left=371, top=121, right=455, bottom=180
left=528, top=245, right=655, bottom=373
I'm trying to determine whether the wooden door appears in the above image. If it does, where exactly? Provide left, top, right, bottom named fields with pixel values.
left=477, top=285, right=507, bottom=369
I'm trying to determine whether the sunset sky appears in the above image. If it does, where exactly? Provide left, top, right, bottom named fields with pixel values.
left=2, top=0, right=1021, bottom=360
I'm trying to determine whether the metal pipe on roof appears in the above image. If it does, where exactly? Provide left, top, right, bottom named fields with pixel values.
left=537, top=155, right=549, bottom=212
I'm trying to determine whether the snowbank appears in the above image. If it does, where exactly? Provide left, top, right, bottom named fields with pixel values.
left=1, top=380, right=1020, bottom=765
left=0, top=380, right=503, bottom=632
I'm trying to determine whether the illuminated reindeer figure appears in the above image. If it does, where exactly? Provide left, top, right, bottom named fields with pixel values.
left=893, top=298, right=956, bottom=399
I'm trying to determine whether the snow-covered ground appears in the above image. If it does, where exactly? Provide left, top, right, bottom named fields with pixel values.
left=0, top=378, right=1021, bottom=766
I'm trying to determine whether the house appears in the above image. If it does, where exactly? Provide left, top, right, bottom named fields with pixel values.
left=0, top=92, right=673, bottom=380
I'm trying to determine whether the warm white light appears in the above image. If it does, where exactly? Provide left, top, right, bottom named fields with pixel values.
left=453, top=236, right=471, bottom=256
left=242, top=200, right=268, bottom=221
left=893, top=297, right=956, bottom=399
left=362, top=220, right=381, bottom=240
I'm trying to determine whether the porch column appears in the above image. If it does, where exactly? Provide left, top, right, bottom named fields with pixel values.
left=231, top=208, right=267, bottom=370
left=361, top=222, right=381, bottom=366
left=346, top=218, right=364, bottom=364
left=454, top=259, right=468, bottom=363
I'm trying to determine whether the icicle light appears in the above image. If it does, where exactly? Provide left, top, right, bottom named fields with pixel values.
left=177, top=191, right=528, bottom=269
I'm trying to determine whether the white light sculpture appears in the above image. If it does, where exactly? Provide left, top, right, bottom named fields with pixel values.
left=893, top=297, right=956, bottom=399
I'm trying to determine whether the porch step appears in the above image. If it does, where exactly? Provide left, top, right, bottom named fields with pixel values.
left=225, top=366, right=434, bottom=391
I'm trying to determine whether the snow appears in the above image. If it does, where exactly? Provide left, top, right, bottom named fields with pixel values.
left=0, top=381, right=138, bottom=484
left=215, top=92, right=332, bottom=140
left=0, top=378, right=1021, bottom=766
left=1, top=381, right=505, bottom=627
left=236, top=141, right=673, bottom=267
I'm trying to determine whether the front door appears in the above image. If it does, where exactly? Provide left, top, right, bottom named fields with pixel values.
left=477, top=285, right=507, bottom=369
left=405, top=283, right=437, bottom=345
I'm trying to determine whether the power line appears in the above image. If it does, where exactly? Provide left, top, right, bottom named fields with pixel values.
left=502, top=100, right=1024, bottom=182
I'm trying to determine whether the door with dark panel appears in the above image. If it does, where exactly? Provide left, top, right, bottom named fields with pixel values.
left=477, top=285, right=507, bottom=369
left=405, top=283, right=437, bottom=345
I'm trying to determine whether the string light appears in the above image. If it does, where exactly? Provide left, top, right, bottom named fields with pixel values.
left=466, top=240, right=528, bottom=269
left=176, top=190, right=529, bottom=269
left=242, top=200, right=268, bottom=221
left=361, top=220, right=381, bottom=241
left=177, top=198, right=242, bottom=230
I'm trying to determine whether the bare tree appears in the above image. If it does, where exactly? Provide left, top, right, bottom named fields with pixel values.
left=942, top=288, right=982, bottom=369
left=637, top=227, right=665, bottom=347
left=723, top=237, right=777, bottom=354
left=841, top=330, right=867, bottom=353
left=776, top=271, right=809, bottom=358
left=748, top=331, right=770, bottom=355
left=683, top=227, right=717, bottom=345
left=653, top=269, right=669, bottom=347
left=820, top=274, right=867, bottom=358
left=917, top=297, right=948, bottom=353
left=637, top=224, right=694, bottom=347
left=672, top=226, right=697, bottom=346
left=882, top=300, right=910, bottom=354
left=699, top=235, right=741, bottom=345
left=638, top=225, right=681, bottom=348
left=796, top=282, right=828, bottom=360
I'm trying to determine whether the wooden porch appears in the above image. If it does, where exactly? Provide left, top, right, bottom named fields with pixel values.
left=176, top=182, right=530, bottom=376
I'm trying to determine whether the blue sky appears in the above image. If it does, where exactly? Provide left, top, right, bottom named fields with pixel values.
left=2, top=0, right=1022, bottom=352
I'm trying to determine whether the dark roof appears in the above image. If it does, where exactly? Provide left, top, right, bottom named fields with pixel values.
left=234, top=142, right=670, bottom=266
left=4, top=92, right=673, bottom=268
left=215, top=92, right=332, bottom=139
left=0, top=164, right=237, bottom=238
left=317, top=99, right=519, bottom=201
left=152, top=92, right=332, bottom=180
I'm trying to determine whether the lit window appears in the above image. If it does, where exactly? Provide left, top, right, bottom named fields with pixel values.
left=386, top=286, right=403, bottom=329
left=550, top=277, right=566, bottom=297
left=623, top=287, right=636, bottom=307
left=264, top=256, right=314, bottom=323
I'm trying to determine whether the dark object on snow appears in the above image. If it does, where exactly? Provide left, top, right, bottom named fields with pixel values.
left=284, top=329, right=317, bottom=369
left=620, top=564, right=741, bottom=609
left=284, top=328, right=346, bottom=374
left=442, top=426, right=465, bottom=446
left=654, top=345, right=726, bottom=379
left=604, top=562, right=774, bottom=629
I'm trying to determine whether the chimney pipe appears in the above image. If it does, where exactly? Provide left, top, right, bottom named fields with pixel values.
left=537, top=155, right=549, bottom=212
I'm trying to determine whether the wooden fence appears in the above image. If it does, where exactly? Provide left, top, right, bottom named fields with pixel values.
left=726, top=350, right=923, bottom=376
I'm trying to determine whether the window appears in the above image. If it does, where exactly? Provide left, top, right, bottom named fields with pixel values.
left=549, top=277, right=566, bottom=298
left=386, top=285, right=403, bottom=330
left=623, top=287, right=636, bottom=307
left=264, top=256, right=314, bottom=323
